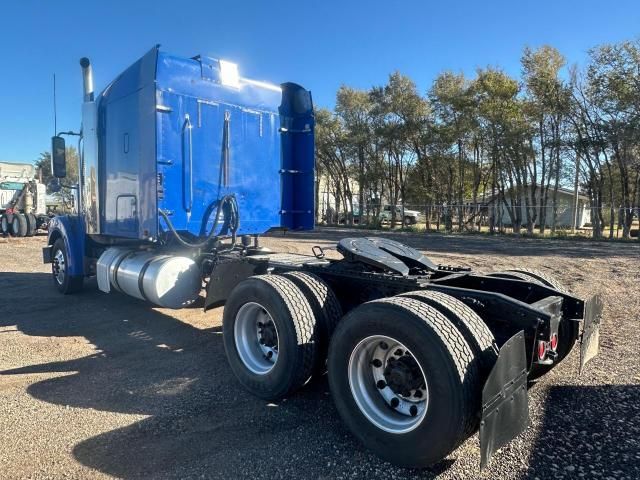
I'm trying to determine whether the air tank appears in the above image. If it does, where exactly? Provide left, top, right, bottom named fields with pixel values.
left=97, top=248, right=202, bottom=308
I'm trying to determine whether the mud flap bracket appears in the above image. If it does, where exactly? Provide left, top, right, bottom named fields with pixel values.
left=579, top=294, right=603, bottom=373
left=479, top=331, right=529, bottom=469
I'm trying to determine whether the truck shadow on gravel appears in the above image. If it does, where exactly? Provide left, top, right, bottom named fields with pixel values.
left=0, top=272, right=453, bottom=479
left=524, top=384, right=640, bottom=479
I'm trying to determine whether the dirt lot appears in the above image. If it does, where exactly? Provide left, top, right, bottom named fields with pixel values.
left=1, top=229, right=639, bottom=479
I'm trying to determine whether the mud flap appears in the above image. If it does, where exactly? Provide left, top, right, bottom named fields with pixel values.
left=479, top=331, right=529, bottom=469
left=579, top=294, right=603, bottom=373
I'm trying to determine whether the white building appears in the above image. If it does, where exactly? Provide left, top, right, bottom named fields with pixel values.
left=481, top=187, right=591, bottom=228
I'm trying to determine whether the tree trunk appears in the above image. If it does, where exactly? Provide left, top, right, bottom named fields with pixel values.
left=358, top=145, right=365, bottom=225
left=314, top=175, right=321, bottom=223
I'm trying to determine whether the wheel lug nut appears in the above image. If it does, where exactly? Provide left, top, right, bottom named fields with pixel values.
left=390, top=397, right=400, bottom=408
left=379, top=341, right=388, bottom=350
left=394, top=349, right=403, bottom=356
left=371, top=359, right=382, bottom=368
left=376, top=380, right=386, bottom=389
left=409, top=405, right=418, bottom=416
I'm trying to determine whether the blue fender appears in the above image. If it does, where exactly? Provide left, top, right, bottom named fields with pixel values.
left=47, top=215, right=87, bottom=277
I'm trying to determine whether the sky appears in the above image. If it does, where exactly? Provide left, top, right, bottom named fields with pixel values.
left=0, top=0, right=638, bottom=164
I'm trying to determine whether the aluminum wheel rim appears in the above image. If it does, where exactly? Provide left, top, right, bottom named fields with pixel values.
left=53, top=249, right=65, bottom=285
left=234, top=302, right=279, bottom=375
left=348, top=335, right=428, bottom=434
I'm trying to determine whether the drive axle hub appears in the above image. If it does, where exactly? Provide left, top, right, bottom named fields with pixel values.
left=234, top=302, right=279, bottom=375
left=259, top=321, right=278, bottom=348
left=383, top=356, right=424, bottom=396
left=348, top=335, right=429, bottom=433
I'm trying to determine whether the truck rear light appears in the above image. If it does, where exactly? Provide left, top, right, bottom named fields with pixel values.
left=550, top=333, right=558, bottom=351
left=537, top=341, right=547, bottom=360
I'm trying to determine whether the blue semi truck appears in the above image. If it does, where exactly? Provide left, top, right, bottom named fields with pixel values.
left=43, top=47, right=602, bottom=468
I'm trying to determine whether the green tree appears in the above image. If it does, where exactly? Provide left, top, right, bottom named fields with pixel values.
left=586, top=40, right=640, bottom=238
left=335, top=86, right=374, bottom=222
left=522, top=45, right=571, bottom=233
left=472, top=67, right=530, bottom=233
left=429, top=71, right=477, bottom=230
left=315, top=37, right=640, bottom=240
left=370, top=72, right=427, bottom=227
left=315, top=108, right=354, bottom=224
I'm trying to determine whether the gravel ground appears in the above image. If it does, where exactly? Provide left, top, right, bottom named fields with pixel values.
left=0, top=229, right=639, bottom=479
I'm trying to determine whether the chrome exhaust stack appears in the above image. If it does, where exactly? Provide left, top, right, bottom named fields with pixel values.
left=80, top=56, right=99, bottom=233
left=80, top=57, right=94, bottom=102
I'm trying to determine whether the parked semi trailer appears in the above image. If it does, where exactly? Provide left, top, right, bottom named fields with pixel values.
left=0, top=162, right=48, bottom=236
left=43, top=47, right=603, bottom=468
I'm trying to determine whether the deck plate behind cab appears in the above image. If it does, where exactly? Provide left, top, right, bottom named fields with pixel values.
left=337, top=237, right=437, bottom=275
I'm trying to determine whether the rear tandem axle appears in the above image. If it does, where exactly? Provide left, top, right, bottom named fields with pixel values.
left=202, top=236, right=602, bottom=468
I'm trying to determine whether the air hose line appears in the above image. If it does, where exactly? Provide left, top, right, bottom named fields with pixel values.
left=158, top=195, right=239, bottom=249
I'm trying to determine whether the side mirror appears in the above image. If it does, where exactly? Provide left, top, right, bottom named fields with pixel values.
left=51, top=136, right=67, bottom=178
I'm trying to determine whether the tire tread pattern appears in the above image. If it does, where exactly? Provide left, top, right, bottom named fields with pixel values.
left=251, top=274, right=317, bottom=393
left=282, top=271, right=342, bottom=335
left=398, top=290, right=498, bottom=375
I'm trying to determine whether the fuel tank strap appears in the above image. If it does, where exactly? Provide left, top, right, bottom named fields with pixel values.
left=111, top=251, right=135, bottom=293
left=137, top=256, right=157, bottom=302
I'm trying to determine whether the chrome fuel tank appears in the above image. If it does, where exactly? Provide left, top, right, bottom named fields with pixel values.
left=97, top=248, right=201, bottom=308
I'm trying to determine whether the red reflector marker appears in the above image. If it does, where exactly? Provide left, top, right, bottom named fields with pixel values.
left=550, top=333, right=558, bottom=351
left=537, top=340, right=547, bottom=360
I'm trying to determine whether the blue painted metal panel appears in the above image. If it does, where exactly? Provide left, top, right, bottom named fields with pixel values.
left=47, top=215, right=86, bottom=276
left=97, top=47, right=158, bottom=239
left=93, top=47, right=314, bottom=241
left=280, top=83, right=315, bottom=230
left=155, top=53, right=282, bottom=113
left=155, top=52, right=283, bottom=236
left=156, top=92, right=282, bottom=236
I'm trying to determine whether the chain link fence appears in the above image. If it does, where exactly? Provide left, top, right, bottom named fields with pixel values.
left=320, top=203, right=640, bottom=239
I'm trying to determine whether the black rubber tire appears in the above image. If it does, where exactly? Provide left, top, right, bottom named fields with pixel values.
left=281, top=271, right=342, bottom=374
left=11, top=213, right=28, bottom=237
left=222, top=274, right=318, bottom=400
left=398, top=290, right=498, bottom=377
left=489, top=269, right=578, bottom=379
left=0, top=213, right=12, bottom=235
left=25, top=213, right=37, bottom=236
left=51, top=238, right=84, bottom=294
left=487, top=270, right=544, bottom=284
left=327, top=296, right=481, bottom=467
